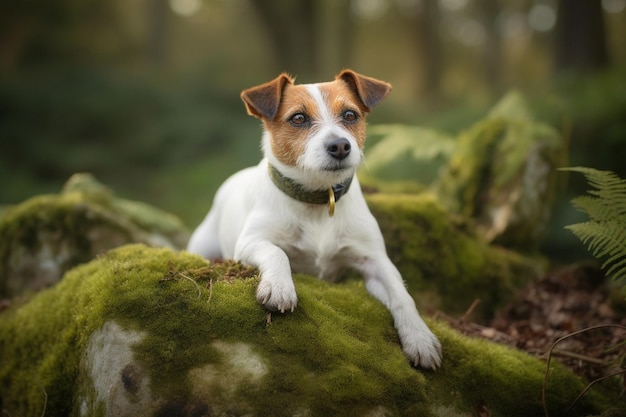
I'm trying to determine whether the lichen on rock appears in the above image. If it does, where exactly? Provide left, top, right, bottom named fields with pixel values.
left=0, top=173, right=189, bottom=297
left=0, top=244, right=614, bottom=417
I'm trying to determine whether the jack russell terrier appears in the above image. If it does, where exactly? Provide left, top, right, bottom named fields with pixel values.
left=187, top=70, right=442, bottom=369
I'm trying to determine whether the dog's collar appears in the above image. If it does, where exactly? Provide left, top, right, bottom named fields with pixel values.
left=268, top=164, right=353, bottom=217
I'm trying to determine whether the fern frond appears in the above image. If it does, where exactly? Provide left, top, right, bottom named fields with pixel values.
left=562, top=167, right=626, bottom=285
left=566, top=221, right=626, bottom=258
left=605, top=257, right=626, bottom=283
left=562, top=167, right=626, bottom=216
left=366, top=124, right=454, bottom=170
left=570, top=195, right=619, bottom=222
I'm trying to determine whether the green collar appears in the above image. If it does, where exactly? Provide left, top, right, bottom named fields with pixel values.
left=268, top=164, right=353, bottom=216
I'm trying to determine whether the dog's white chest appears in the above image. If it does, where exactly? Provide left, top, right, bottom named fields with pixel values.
left=279, top=217, right=351, bottom=281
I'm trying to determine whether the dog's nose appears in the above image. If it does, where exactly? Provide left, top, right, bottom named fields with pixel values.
left=326, top=138, right=351, bottom=160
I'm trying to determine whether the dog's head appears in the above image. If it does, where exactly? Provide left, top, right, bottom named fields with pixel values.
left=241, top=70, right=391, bottom=190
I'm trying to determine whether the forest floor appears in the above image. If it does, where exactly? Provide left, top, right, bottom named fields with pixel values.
left=437, top=261, right=626, bottom=391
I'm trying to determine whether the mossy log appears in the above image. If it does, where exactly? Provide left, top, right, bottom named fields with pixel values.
left=0, top=245, right=613, bottom=417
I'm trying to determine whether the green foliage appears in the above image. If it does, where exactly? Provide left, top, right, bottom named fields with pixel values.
left=561, top=167, right=626, bottom=285
left=364, top=124, right=455, bottom=185
left=0, top=69, right=259, bottom=216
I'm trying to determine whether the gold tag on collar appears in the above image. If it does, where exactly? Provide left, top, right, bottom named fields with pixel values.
left=328, top=187, right=336, bottom=217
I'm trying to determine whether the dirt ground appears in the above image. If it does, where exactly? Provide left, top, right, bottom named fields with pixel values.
left=437, top=261, right=626, bottom=391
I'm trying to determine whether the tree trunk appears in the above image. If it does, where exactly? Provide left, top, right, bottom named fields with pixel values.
left=482, top=0, right=501, bottom=89
left=248, top=0, right=320, bottom=80
left=146, top=0, right=170, bottom=67
left=554, top=0, right=608, bottom=73
left=413, top=0, right=443, bottom=98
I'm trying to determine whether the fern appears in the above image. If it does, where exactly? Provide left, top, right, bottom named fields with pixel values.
left=561, top=167, right=626, bottom=285
left=366, top=124, right=454, bottom=170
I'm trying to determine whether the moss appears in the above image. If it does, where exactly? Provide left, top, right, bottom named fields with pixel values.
left=0, top=245, right=616, bottom=416
left=0, top=173, right=189, bottom=297
left=428, top=320, right=606, bottom=417
left=436, top=92, right=564, bottom=250
left=0, top=245, right=427, bottom=416
left=257, top=274, right=429, bottom=417
left=366, top=192, right=542, bottom=318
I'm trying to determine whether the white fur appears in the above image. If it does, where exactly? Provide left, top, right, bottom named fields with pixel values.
left=187, top=84, right=442, bottom=369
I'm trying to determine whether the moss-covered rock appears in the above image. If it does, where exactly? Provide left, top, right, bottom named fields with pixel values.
left=366, top=192, right=543, bottom=318
left=436, top=92, right=564, bottom=251
left=0, top=173, right=189, bottom=297
left=0, top=244, right=615, bottom=417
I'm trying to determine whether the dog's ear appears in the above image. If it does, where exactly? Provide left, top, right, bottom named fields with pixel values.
left=241, top=73, right=294, bottom=121
left=337, top=69, right=391, bottom=111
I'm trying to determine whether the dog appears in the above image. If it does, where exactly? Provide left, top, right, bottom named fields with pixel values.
left=187, top=70, right=442, bottom=369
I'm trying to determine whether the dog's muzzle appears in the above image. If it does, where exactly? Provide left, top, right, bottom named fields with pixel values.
left=326, top=138, right=351, bottom=160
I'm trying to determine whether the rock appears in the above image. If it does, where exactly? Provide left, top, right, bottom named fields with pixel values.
left=0, top=244, right=613, bottom=416
left=0, top=173, right=189, bottom=297
left=436, top=92, right=564, bottom=251
left=1, top=173, right=542, bottom=319
left=366, top=192, right=544, bottom=318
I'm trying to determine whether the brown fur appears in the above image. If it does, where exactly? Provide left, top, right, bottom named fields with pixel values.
left=263, top=82, right=369, bottom=167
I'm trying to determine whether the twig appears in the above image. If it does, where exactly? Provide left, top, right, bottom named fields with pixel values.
left=542, top=324, right=626, bottom=417
left=37, top=381, right=47, bottom=417
left=206, top=278, right=214, bottom=305
left=460, top=299, right=481, bottom=323
left=564, top=368, right=626, bottom=415
left=174, top=272, right=202, bottom=298
left=549, top=349, right=607, bottom=366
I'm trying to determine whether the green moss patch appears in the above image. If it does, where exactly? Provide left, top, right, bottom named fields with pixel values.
left=0, top=173, right=189, bottom=297
left=367, top=192, right=542, bottom=318
left=436, top=92, right=564, bottom=250
left=427, top=320, right=609, bottom=417
left=0, top=245, right=615, bottom=416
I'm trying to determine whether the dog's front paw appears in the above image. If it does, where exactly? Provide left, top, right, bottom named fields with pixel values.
left=256, top=278, right=298, bottom=313
left=401, top=326, right=442, bottom=370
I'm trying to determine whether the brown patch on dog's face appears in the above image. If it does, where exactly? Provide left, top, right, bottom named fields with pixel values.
left=262, top=84, right=317, bottom=167
left=262, top=81, right=368, bottom=167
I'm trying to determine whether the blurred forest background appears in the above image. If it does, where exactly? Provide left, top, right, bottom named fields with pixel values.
left=1, top=0, right=625, bottom=260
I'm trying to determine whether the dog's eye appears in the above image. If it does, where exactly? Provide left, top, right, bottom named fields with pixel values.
left=342, top=110, right=359, bottom=123
left=289, top=113, right=308, bottom=126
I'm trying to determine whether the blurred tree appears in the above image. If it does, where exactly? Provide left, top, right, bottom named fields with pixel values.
left=247, top=0, right=320, bottom=80
left=554, top=0, right=609, bottom=73
left=413, top=0, right=444, bottom=98
left=316, top=0, right=355, bottom=77
left=0, top=0, right=129, bottom=71
left=246, top=0, right=357, bottom=80
left=481, top=0, right=501, bottom=89
left=147, top=0, right=171, bottom=66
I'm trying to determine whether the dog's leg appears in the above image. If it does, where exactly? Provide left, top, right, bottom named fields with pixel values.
left=358, top=257, right=442, bottom=370
left=187, top=209, right=223, bottom=260
left=235, top=238, right=298, bottom=313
